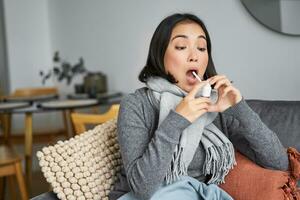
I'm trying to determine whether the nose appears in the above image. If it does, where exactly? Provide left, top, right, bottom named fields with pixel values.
left=187, top=49, right=198, bottom=62
left=188, top=57, right=198, bottom=62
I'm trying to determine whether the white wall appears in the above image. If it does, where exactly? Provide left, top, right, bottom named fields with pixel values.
left=3, top=0, right=62, bottom=132
left=3, top=0, right=300, bottom=131
left=46, top=0, right=300, bottom=100
left=3, top=0, right=52, bottom=90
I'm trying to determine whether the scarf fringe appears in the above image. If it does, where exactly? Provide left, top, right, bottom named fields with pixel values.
left=166, top=141, right=236, bottom=185
left=165, top=146, right=187, bottom=184
left=204, top=143, right=237, bottom=184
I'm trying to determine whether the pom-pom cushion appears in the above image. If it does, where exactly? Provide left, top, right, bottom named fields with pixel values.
left=37, top=119, right=122, bottom=200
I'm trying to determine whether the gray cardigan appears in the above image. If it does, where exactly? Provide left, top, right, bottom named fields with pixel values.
left=110, top=87, right=289, bottom=200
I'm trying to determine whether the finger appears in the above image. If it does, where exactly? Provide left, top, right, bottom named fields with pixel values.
left=207, top=103, right=219, bottom=112
left=214, top=84, right=226, bottom=96
left=186, top=82, right=208, bottom=100
left=194, top=99, right=212, bottom=112
left=195, top=102, right=210, bottom=111
left=221, top=85, right=237, bottom=97
left=193, top=97, right=212, bottom=105
left=210, top=76, right=228, bottom=86
left=207, top=75, right=226, bottom=85
left=214, top=78, right=231, bottom=89
left=194, top=103, right=210, bottom=111
left=195, top=108, right=208, bottom=117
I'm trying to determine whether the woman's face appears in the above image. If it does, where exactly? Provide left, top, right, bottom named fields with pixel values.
left=164, top=21, right=209, bottom=92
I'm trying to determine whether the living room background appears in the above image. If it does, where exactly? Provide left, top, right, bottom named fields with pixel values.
left=2, top=0, right=300, bottom=132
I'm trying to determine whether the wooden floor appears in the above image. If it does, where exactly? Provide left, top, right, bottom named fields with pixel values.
left=3, top=170, right=50, bottom=199
left=1, top=134, right=65, bottom=199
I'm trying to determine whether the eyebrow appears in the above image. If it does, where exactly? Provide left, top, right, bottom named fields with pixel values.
left=171, top=34, right=207, bottom=41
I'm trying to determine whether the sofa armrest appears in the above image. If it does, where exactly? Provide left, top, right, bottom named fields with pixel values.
left=246, top=99, right=300, bottom=150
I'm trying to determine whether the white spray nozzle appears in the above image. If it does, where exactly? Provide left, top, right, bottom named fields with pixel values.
left=202, top=84, right=212, bottom=97
left=192, top=71, right=202, bottom=82
left=192, top=71, right=211, bottom=97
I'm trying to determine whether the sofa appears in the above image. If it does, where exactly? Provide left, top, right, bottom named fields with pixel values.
left=31, top=99, right=300, bottom=200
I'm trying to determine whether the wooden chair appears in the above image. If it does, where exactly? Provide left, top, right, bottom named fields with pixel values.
left=0, top=115, right=5, bottom=137
left=1, top=90, right=28, bottom=199
left=11, top=87, right=58, bottom=97
left=0, top=144, right=28, bottom=200
left=71, top=104, right=120, bottom=135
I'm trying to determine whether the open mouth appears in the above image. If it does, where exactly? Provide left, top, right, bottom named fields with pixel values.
left=186, top=69, right=198, bottom=84
left=186, top=69, right=198, bottom=78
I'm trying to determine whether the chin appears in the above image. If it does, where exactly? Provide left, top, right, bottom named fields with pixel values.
left=180, top=85, right=193, bottom=93
left=176, top=81, right=194, bottom=93
left=185, top=87, right=193, bottom=93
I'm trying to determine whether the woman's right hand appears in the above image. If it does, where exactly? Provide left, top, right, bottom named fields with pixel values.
left=175, top=82, right=211, bottom=123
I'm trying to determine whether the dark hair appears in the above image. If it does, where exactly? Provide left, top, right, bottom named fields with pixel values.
left=138, top=13, right=217, bottom=83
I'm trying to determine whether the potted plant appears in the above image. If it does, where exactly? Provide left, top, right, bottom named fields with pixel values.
left=39, top=51, right=87, bottom=94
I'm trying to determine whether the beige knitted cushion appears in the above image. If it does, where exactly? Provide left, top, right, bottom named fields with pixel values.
left=36, top=119, right=122, bottom=200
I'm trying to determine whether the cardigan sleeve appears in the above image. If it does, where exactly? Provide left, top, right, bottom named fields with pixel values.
left=221, top=98, right=289, bottom=171
left=117, top=92, right=191, bottom=199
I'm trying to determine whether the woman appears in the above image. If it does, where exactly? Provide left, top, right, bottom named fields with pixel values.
left=109, top=13, right=289, bottom=200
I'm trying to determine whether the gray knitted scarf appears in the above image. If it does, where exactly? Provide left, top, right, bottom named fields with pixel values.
left=146, top=77, right=236, bottom=185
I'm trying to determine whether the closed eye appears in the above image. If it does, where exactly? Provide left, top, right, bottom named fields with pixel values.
left=198, top=47, right=206, bottom=52
left=175, top=46, right=186, bottom=50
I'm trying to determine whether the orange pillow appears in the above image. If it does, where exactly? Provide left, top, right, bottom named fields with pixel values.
left=219, top=151, right=299, bottom=200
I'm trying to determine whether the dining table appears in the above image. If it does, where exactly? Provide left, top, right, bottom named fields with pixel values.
left=0, top=102, right=31, bottom=143
left=2, top=93, right=58, bottom=103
